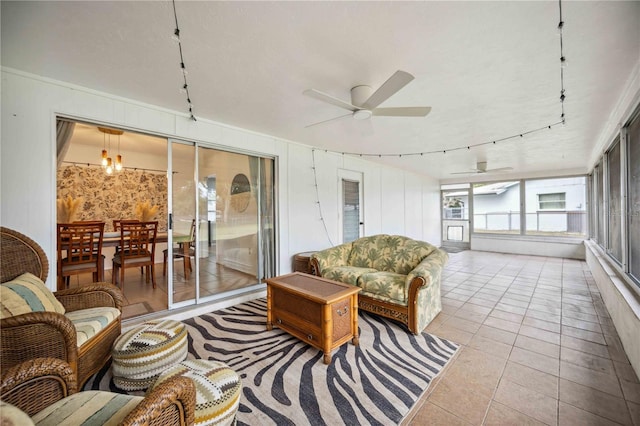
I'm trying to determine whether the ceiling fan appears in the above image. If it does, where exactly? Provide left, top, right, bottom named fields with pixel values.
left=303, top=70, right=431, bottom=128
left=451, top=161, right=514, bottom=175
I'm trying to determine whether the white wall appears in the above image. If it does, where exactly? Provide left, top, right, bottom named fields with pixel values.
left=1, top=69, right=442, bottom=292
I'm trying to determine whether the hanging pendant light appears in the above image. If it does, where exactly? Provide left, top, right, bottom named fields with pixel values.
left=98, top=127, right=124, bottom=174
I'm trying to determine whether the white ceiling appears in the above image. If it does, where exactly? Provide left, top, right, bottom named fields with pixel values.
left=2, top=1, right=639, bottom=180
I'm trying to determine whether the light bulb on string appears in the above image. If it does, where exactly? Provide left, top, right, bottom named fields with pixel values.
left=106, top=157, right=113, bottom=175
left=560, top=56, right=567, bottom=68
left=172, top=28, right=180, bottom=42
left=101, top=132, right=108, bottom=167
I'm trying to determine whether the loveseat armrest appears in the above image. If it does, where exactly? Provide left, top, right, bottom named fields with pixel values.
left=122, top=376, right=196, bottom=426
left=1, top=357, right=77, bottom=417
left=310, top=241, right=354, bottom=276
left=55, top=283, right=124, bottom=312
left=406, top=248, right=449, bottom=288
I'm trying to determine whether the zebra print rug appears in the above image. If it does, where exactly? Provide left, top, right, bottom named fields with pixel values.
left=85, top=299, right=459, bottom=425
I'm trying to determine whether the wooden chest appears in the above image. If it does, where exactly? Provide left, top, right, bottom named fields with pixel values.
left=266, top=272, right=361, bottom=364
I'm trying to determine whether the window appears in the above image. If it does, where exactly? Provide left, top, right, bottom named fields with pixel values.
left=473, top=181, right=520, bottom=234
left=596, top=161, right=605, bottom=246
left=628, top=112, right=640, bottom=283
left=526, top=178, right=585, bottom=236
left=342, top=179, right=361, bottom=243
left=538, top=193, right=566, bottom=210
left=607, top=138, right=622, bottom=263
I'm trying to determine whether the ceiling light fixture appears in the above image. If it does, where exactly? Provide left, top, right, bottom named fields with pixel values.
left=98, top=127, right=124, bottom=175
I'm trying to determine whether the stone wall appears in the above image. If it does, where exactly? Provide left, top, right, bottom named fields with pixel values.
left=57, top=165, right=168, bottom=231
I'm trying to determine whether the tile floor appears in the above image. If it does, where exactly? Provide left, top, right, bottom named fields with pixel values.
left=72, top=255, right=257, bottom=320
left=405, top=250, right=640, bottom=426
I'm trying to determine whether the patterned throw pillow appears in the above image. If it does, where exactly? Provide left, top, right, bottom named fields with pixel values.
left=0, top=272, right=65, bottom=319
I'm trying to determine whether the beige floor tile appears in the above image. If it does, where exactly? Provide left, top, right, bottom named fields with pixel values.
left=489, top=309, right=524, bottom=324
left=559, top=361, right=623, bottom=398
left=561, top=316, right=603, bottom=333
left=562, top=325, right=606, bottom=345
left=605, top=334, right=631, bottom=363
left=614, top=361, right=640, bottom=383
left=560, top=335, right=610, bottom=359
left=494, top=303, right=527, bottom=315
left=562, top=309, right=600, bottom=324
left=494, top=379, right=558, bottom=425
left=558, top=401, right=621, bottom=425
left=628, top=401, right=640, bottom=426
left=621, top=380, right=640, bottom=404
left=484, top=401, right=547, bottom=426
left=406, top=402, right=471, bottom=426
left=468, top=333, right=513, bottom=359
left=519, top=325, right=561, bottom=345
left=444, top=347, right=506, bottom=396
left=502, top=361, right=559, bottom=398
left=514, top=335, right=560, bottom=358
left=477, top=325, right=518, bottom=346
left=458, top=302, right=493, bottom=315
left=427, top=376, right=492, bottom=425
left=560, top=347, right=615, bottom=375
left=525, top=308, right=562, bottom=324
left=445, top=315, right=483, bottom=333
left=510, top=346, right=560, bottom=376
left=522, top=316, right=562, bottom=333
left=559, top=379, right=632, bottom=425
left=431, top=324, right=474, bottom=345
left=484, top=316, right=522, bottom=333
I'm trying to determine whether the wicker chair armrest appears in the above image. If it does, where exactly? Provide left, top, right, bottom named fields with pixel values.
left=55, top=283, right=124, bottom=312
left=121, top=376, right=196, bottom=426
left=1, top=358, right=76, bottom=417
left=1, top=312, right=78, bottom=370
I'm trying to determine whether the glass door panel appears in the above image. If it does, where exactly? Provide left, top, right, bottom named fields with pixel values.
left=442, top=189, right=470, bottom=249
left=197, top=148, right=275, bottom=299
left=170, top=141, right=196, bottom=305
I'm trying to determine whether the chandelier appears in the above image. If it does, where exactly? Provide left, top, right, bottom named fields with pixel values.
left=98, top=127, right=124, bottom=174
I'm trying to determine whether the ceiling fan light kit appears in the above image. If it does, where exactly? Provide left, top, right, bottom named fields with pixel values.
left=304, top=70, right=431, bottom=127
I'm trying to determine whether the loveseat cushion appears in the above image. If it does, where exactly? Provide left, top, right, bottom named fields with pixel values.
left=347, top=235, right=436, bottom=274
left=357, top=271, right=408, bottom=305
left=31, top=390, right=143, bottom=426
left=0, top=273, right=66, bottom=319
left=65, top=307, right=121, bottom=347
left=321, top=266, right=378, bottom=286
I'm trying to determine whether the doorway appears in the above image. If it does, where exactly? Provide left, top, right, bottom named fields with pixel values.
left=441, top=185, right=471, bottom=251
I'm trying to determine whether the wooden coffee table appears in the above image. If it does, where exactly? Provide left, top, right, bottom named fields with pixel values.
left=266, top=272, right=361, bottom=364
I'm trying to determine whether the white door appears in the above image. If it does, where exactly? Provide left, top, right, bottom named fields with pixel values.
left=338, top=170, right=364, bottom=243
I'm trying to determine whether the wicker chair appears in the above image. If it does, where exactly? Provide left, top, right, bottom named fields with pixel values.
left=0, top=226, right=123, bottom=387
left=1, top=358, right=196, bottom=425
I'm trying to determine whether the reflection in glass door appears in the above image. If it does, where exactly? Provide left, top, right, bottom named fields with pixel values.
left=197, top=148, right=275, bottom=300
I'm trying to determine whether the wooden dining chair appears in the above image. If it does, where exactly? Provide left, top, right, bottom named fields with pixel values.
left=56, top=221, right=105, bottom=290
left=163, top=219, right=196, bottom=277
left=112, top=221, right=158, bottom=292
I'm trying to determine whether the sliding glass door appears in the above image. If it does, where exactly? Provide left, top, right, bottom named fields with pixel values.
left=168, top=140, right=276, bottom=308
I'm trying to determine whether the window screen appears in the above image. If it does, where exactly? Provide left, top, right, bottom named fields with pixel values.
left=628, top=113, right=640, bottom=283
left=607, top=139, right=622, bottom=263
left=342, top=179, right=360, bottom=243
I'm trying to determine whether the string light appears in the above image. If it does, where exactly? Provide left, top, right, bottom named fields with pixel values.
left=172, top=0, right=196, bottom=121
left=311, top=149, right=335, bottom=247
left=558, top=0, right=566, bottom=124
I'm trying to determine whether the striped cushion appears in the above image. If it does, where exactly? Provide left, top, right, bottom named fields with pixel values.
left=0, top=273, right=65, bottom=319
left=0, top=401, right=35, bottom=426
left=150, top=359, right=242, bottom=426
left=112, top=319, right=188, bottom=391
left=31, top=391, right=143, bottom=426
left=65, top=307, right=121, bottom=347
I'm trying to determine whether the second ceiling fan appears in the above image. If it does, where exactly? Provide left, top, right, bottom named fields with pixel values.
left=303, top=70, right=431, bottom=128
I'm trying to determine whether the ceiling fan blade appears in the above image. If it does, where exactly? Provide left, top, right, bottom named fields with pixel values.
left=362, top=70, right=415, bottom=110
left=372, top=106, right=431, bottom=117
left=305, top=112, right=352, bottom=128
left=486, top=167, right=514, bottom=173
left=450, top=170, right=482, bottom=175
left=303, top=89, right=358, bottom=112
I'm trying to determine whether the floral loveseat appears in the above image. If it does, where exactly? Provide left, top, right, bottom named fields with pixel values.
left=310, top=234, right=448, bottom=334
